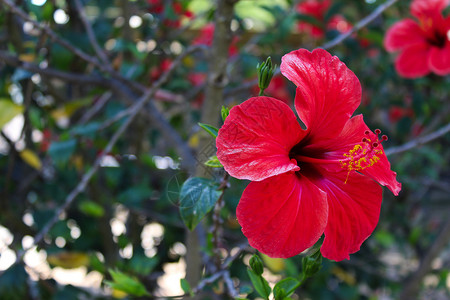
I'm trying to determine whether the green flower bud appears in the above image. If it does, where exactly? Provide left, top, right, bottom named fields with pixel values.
left=221, top=106, right=230, bottom=121
left=250, top=254, right=264, bottom=276
left=257, top=57, right=277, bottom=95
left=302, top=249, right=322, bottom=279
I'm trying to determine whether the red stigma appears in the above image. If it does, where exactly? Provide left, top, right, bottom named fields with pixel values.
left=362, top=137, right=368, bottom=143
left=372, top=142, right=379, bottom=148
left=375, top=129, right=381, bottom=134
left=364, top=130, right=370, bottom=135
left=382, top=135, right=388, bottom=141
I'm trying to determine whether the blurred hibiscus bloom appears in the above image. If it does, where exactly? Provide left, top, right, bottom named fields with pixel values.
left=216, top=49, right=401, bottom=261
left=193, top=23, right=239, bottom=56
left=148, top=0, right=193, bottom=28
left=297, top=0, right=351, bottom=38
left=389, top=106, right=414, bottom=123
left=384, top=0, right=450, bottom=78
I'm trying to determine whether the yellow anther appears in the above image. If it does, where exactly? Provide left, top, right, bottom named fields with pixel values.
left=340, top=143, right=383, bottom=184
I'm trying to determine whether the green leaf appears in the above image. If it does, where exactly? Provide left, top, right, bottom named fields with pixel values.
left=70, top=122, right=100, bottom=137
left=295, top=13, right=322, bottom=27
left=247, top=269, right=271, bottom=300
left=198, top=122, right=219, bottom=138
left=204, top=155, right=223, bottom=168
left=48, top=139, right=77, bottom=165
left=129, top=255, right=159, bottom=276
left=179, top=177, right=221, bottom=230
left=118, top=185, right=152, bottom=208
left=0, top=99, right=23, bottom=130
left=78, top=200, right=104, bottom=218
left=274, top=277, right=300, bottom=299
left=180, top=278, right=193, bottom=297
left=324, top=2, right=343, bottom=22
left=105, top=269, right=150, bottom=297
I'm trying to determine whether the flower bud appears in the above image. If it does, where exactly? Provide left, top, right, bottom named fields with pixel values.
left=302, top=249, right=322, bottom=279
left=221, top=106, right=230, bottom=121
left=249, top=254, right=264, bottom=276
left=257, top=57, right=276, bottom=95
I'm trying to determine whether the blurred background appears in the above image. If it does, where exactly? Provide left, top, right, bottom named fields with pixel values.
left=0, top=0, right=449, bottom=299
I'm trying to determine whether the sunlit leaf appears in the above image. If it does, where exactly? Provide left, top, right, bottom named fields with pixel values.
left=47, top=252, right=90, bottom=269
left=204, top=155, right=223, bottom=168
left=198, top=122, right=219, bottom=138
left=19, top=149, right=42, bottom=170
left=0, top=99, right=23, bottom=130
left=105, top=269, right=150, bottom=297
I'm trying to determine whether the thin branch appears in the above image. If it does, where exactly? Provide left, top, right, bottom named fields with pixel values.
left=73, top=0, right=112, bottom=69
left=222, top=242, right=251, bottom=269
left=1, top=0, right=146, bottom=94
left=12, top=45, right=205, bottom=265
left=212, top=172, right=230, bottom=269
left=78, top=91, right=113, bottom=125
left=385, top=122, right=450, bottom=156
left=321, top=0, right=399, bottom=50
left=0, top=50, right=109, bottom=87
left=1, top=0, right=102, bottom=69
left=223, top=270, right=239, bottom=299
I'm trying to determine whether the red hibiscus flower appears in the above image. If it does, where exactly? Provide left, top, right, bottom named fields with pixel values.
left=384, top=0, right=450, bottom=78
left=216, top=49, right=401, bottom=261
left=297, top=0, right=351, bottom=38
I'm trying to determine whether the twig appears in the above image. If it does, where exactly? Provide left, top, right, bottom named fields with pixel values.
left=0, top=50, right=109, bottom=87
left=222, top=242, right=251, bottom=269
left=212, top=172, right=230, bottom=269
left=78, top=92, right=113, bottom=125
left=385, top=122, right=450, bottom=156
left=73, top=0, right=112, bottom=69
left=1, top=0, right=102, bottom=70
left=321, top=0, right=399, bottom=50
left=11, top=45, right=205, bottom=265
left=1, top=0, right=146, bottom=94
left=223, top=271, right=239, bottom=299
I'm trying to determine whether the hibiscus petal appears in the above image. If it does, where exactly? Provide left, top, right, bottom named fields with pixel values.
left=411, top=0, right=449, bottom=19
left=395, top=43, right=431, bottom=78
left=384, top=19, right=426, bottom=52
left=237, top=172, right=328, bottom=258
left=303, top=115, right=401, bottom=195
left=429, top=43, right=450, bottom=75
left=309, top=167, right=382, bottom=261
left=281, top=48, right=361, bottom=142
left=216, top=97, right=305, bottom=181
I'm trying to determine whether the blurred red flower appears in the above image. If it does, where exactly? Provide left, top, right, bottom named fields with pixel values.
left=389, top=106, right=414, bottom=123
left=147, top=0, right=193, bottom=28
left=216, top=49, right=401, bottom=261
left=193, top=23, right=238, bottom=56
left=297, top=0, right=351, bottom=38
left=384, top=0, right=450, bottom=78
left=150, top=58, right=172, bottom=81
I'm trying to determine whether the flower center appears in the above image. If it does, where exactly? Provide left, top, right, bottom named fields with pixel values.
left=288, top=129, right=388, bottom=183
left=420, top=17, right=447, bottom=48
left=339, top=129, right=387, bottom=183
